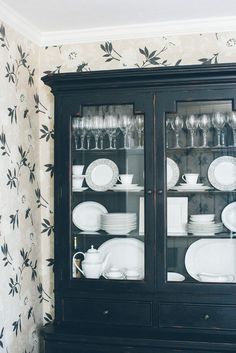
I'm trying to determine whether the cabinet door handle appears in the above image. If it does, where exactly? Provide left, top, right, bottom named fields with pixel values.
left=103, top=309, right=109, bottom=316
left=157, top=189, right=163, bottom=194
left=146, top=189, right=152, bottom=194
left=204, top=314, right=210, bottom=320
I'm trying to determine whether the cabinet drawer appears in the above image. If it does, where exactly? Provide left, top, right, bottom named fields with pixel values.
left=159, top=303, right=236, bottom=331
left=62, top=298, right=152, bottom=326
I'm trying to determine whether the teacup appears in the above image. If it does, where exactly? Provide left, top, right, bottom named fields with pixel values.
left=72, top=165, right=84, bottom=176
left=118, top=174, right=133, bottom=185
left=103, top=267, right=125, bottom=279
left=125, top=268, right=141, bottom=279
left=182, top=173, right=199, bottom=184
left=72, top=175, right=85, bottom=189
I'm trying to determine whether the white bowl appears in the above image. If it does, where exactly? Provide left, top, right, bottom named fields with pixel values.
left=197, top=273, right=235, bottom=283
left=167, top=272, right=185, bottom=282
left=190, top=214, right=215, bottom=222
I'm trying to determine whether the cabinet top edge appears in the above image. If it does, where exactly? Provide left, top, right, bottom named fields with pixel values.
left=41, top=63, right=236, bottom=91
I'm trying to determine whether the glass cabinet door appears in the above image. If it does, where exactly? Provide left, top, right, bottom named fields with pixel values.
left=165, top=99, right=236, bottom=284
left=70, top=103, right=147, bottom=282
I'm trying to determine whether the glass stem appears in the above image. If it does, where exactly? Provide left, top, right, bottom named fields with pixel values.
left=100, top=136, right=104, bottom=149
left=87, top=136, right=90, bottom=149
left=203, top=131, right=207, bottom=147
left=190, top=131, right=194, bottom=147
left=233, top=129, right=236, bottom=147
left=221, top=130, right=225, bottom=146
left=123, top=132, right=128, bottom=149
left=80, top=136, right=85, bottom=150
left=109, top=134, right=113, bottom=149
left=94, top=135, right=99, bottom=149
left=138, top=131, right=142, bottom=148
left=74, top=136, right=79, bottom=150
left=217, top=129, right=221, bottom=146
left=175, top=133, right=180, bottom=148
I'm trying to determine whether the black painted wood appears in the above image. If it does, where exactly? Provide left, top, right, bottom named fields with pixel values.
left=41, top=63, right=236, bottom=353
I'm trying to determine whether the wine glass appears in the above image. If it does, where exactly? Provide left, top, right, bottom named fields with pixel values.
left=186, top=114, right=199, bottom=148
left=104, top=114, right=118, bottom=149
left=119, top=115, right=132, bottom=149
left=135, top=115, right=144, bottom=149
left=171, top=115, right=184, bottom=148
left=72, top=117, right=80, bottom=150
left=198, top=114, right=211, bottom=147
left=212, top=112, right=226, bottom=147
left=91, top=116, right=103, bottom=150
left=227, top=112, right=236, bottom=146
left=84, top=116, right=92, bottom=149
left=165, top=117, right=173, bottom=148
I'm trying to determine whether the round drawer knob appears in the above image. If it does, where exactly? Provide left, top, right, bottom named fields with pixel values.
left=103, top=309, right=109, bottom=316
left=204, top=314, right=210, bottom=320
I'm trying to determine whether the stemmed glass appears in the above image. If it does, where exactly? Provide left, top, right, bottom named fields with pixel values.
left=171, top=115, right=184, bottom=148
left=72, top=117, right=80, bottom=150
left=104, top=115, right=118, bottom=149
left=91, top=116, right=103, bottom=150
left=186, top=114, right=199, bottom=148
left=135, top=115, right=144, bottom=148
left=84, top=116, right=93, bottom=149
left=199, top=114, right=211, bottom=147
left=227, top=112, right=236, bottom=146
left=212, top=112, right=226, bottom=147
left=165, top=117, right=173, bottom=148
left=119, top=115, right=132, bottom=149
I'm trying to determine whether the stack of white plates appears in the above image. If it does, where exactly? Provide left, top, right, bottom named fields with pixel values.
left=187, top=214, right=223, bottom=236
left=101, top=213, right=137, bottom=235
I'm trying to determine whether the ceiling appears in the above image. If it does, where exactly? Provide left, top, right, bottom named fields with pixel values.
left=1, top=0, right=236, bottom=45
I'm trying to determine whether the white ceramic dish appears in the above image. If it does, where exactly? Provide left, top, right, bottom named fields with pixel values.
left=167, top=197, right=188, bottom=235
left=167, top=272, right=185, bottom=282
left=185, top=239, right=236, bottom=282
left=113, top=184, right=138, bottom=188
left=167, top=158, right=180, bottom=190
left=72, top=187, right=88, bottom=192
left=208, top=156, right=236, bottom=191
left=98, top=238, right=144, bottom=278
left=85, top=158, right=119, bottom=191
left=197, top=273, right=235, bottom=282
left=221, top=202, right=236, bottom=232
left=180, top=183, right=203, bottom=187
left=72, top=201, right=108, bottom=231
left=171, top=186, right=212, bottom=192
left=190, top=214, right=215, bottom=221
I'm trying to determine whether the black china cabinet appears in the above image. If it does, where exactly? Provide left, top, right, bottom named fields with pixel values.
left=41, top=64, right=236, bottom=353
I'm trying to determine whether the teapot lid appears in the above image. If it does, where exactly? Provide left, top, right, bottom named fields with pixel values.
left=87, top=245, right=99, bottom=254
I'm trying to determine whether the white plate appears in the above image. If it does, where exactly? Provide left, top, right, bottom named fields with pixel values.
left=111, top=186, right=144, bottom=192
left=208, top=156, right=236, bottom=191
left=171, top=186, right=212, bottom=192
left=113, top=184, right=138, bottom=189
left=167, top=158, right=179, bottom=190
left=185, top=239, right=236, bottom=282
left=72, top=187, right=88, bottom=192
left=178, top=183, right=204, bottom=189
left=222, top=202, right=236, bottom=232
left=180, top=183, right=203, bottom=187
left=167, top=272, right=185, bottom=282
left=85, top=159, right=119, bottom=191
left=72, top=201, right=108, bottom=231
left=98, top=238, right=144, bottom=278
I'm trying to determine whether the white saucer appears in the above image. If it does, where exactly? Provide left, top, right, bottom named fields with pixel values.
left=114, top=184, right=138, bottom=189
left=72, top=187, right=88, bottom=192
left=180, top=183, right=203, bottom=187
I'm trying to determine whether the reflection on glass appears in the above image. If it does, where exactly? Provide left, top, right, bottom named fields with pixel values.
left=171, top=115, right=184, bottom=148
left=71, top=104, right=145, bottom=281
left=165, top=100, right=236, bottom=284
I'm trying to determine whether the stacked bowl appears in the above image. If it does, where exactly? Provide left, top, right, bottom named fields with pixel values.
left=101, top=213, right=137, bottom=235
left=187, top=214, right=223, bottom=236
left=72, top=165, right=85, bottom=191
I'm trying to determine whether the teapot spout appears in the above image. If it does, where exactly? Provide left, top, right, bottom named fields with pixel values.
left=102, top=253, right=110, bottom=272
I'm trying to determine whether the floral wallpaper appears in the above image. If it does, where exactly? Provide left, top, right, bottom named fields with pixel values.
left=2, top=13, right=236, bottom=353
left=0, top=22, right=43, bottom=353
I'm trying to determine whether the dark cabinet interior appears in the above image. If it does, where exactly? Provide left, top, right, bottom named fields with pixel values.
left=41, top=64, right=236, bottom=353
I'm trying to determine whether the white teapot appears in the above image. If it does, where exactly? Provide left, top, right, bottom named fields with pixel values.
left=73, top=245, right=109, bottom=279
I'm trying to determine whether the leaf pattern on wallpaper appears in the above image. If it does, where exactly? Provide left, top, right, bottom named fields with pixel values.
left=77, top=62, right=90, bottom=72
left=198, top=53, right=219, bottom=64
left=1, top=241, right=13, bottom=266
left=12, top=315, right=22, bottom=336
left=35, top=187, right=49, bottom=208
left=44, top=163, right=54, bottom=178
left=43, top=65, right=61, bottom=75
left=0, top=129, right=11, bottom=156
left=34, top=93, right=47, bottom=114
left=41, top=218, right=54, bottom=236
left=8, top=106, right=17, bottom=123
left=100, top=41, right=122, bottom=62
left=37, top=283, right=52, bottom=303
left=40, top=124, right=54, bottom=141
left=0, top=23, right=9, bottom=50
left=0, top=327, right=4, bottom=348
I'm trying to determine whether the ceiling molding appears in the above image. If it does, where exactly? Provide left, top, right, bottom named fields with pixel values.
left=0, top=0, right=41, bottom=44
left=40, top=17, right=236, bottom=46
left=0, top=1, right=236, bottom=47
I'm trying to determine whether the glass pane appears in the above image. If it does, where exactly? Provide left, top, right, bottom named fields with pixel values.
left=70, top=104, right=145, bottom=281
left=165, top=100, right=236, bottom=284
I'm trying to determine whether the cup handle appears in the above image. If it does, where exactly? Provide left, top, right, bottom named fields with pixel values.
left=117, top=176, right=121, bottom=183
left=182, top=175, right=186, bottom=182
left=73, top=252, right=84, bottom=275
